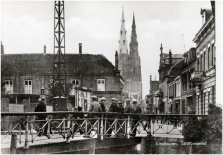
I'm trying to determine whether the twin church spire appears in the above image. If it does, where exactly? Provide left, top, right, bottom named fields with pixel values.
left=117, top=7, right=142, bottom=100
left=118, top=8, right=138, bottom=56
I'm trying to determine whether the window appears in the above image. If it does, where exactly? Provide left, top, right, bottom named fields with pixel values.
left=212, top=86, right=215, bottom=104
left=200, top=55, right=203, bottom=71
left=208, top=46, right=210, bottom=69
left=197, top=58, right=200, bottom=71
left=24, top=80, right=32, bottom=94
left=203, top=51, right=206, bottom=71
left=203, top=93, right=206, bottom=115
left=211, top=43, right=214, bottom=66
left=5, top=80, right=13, bottom=94
left=197, top=95, right=200, bottom=114
left=72, top=80, right=79, bottom=87
left=70, top=80, right=80, bottom=95
left=97, top=79, right=105, bottom=91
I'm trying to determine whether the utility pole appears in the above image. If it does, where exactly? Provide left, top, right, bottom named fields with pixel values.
left=53, top=0, right=66, bottom=98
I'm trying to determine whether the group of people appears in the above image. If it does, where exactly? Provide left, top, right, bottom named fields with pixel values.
left=88, top=96, right=142, bottom=137
left=34, top=95, right=143, bottom=138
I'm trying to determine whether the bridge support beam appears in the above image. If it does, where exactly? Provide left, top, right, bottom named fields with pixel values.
left=15, top=137, right=142, bottom=154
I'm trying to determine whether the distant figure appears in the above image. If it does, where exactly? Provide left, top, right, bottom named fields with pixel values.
left=131, top=99, right=142, bottom=137
left=124, top=99, right=134, bottom=114
left=35, top=97, right=48, bottom=136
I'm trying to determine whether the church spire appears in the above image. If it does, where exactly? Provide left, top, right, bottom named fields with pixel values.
left=130, top=12, right=138, bottom=55
left=118, top=6, right=128, bottom=55
left=132, top=12, right=136, bottom=27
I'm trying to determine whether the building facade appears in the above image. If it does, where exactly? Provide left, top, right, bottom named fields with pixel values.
left=191, top=8, right=216, bottom=115
left=118, top=9, right=142, bottom=100
left=179, top=48, right=197, bottom=114
left=158, top=44, right=183, bottom=114
left=145, top=75, right=159, bottom=114
left=1, top=45, right=125, bottom=106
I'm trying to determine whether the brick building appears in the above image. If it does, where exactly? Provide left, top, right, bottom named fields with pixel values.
left=1, top=44, right=125, bottom=107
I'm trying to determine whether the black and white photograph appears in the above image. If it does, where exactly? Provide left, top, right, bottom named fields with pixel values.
left=1, top=0, right=222, bottom=154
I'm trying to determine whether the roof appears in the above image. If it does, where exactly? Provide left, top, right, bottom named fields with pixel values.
left=1, top=54, right=116, bottom=76
left=166, top=59, right=185, bottom=77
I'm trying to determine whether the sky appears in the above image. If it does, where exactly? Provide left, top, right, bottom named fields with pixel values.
left=0, top=1, right=214, bottom=99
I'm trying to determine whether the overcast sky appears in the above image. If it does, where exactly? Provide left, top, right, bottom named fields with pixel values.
left=1, top=1, right=213, bottom=98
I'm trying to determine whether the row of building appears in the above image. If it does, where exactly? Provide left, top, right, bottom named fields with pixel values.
left=146, top=5, right=216, bottom=115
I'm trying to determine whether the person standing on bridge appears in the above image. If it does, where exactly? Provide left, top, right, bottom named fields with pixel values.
left=124, top=99, right=134, bottom=114
left=106, top=98, right=118, bottom=137
left=86, top=95, right=102, bottom=137
left=117, top=100, right=125, bottom=137
left=99, top=97, right=106, bottom=112
left=34, top=97, right=48, bottom=137
left=131, top=99, right=142, bottom=137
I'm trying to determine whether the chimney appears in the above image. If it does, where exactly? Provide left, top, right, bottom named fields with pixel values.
left=1, top=42, right=4, bottom=55
left=115, top=51, right=118, bottom=70
left=44, top=45, right=46, bottom=55
left=79, top=43, right=82, bottom=54
left=169, top=49, right=172, bottom=65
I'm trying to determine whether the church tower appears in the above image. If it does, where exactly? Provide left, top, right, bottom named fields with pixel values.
left=118, top=12, right=142, bottom=100
left=118, top=7, right=128, bottom=74
left=128, top=13, right=142, bottom=99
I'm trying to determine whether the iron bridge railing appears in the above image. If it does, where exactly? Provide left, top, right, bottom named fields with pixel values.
left=1, top=111, right=207, bottom=149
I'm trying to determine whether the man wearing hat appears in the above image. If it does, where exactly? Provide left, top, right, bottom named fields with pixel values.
left=117, top=100, right=125, bottom=137
left=131, top=99, right=142, bottom=137
left=106, top=98, right=119, bottom=137
left=99, top=97, right=106, bottom=112
left=35, top=97, right=48, bottom=136
left=86, top=95, right=102, bottom=136
left=124, top=99, right=134, bottom=114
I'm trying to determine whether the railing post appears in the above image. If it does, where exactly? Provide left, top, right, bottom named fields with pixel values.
left=66, top=116, right=71, bottom=143
left=126, top=116, right=131, bottom=139
left=148, top=117, right=152, bottom=137
left=99, top=115, right=104, bottom=140
left=63, top=117, right=66, bottom=139
left=10, top=134, right=17, bottom=154
left=24, top=116, right=29, bottom=149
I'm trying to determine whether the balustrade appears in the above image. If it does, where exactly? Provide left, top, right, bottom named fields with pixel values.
left=1, top=111, right=207, bottom=149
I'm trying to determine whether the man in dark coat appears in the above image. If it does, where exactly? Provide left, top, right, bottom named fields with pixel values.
left=106, top=98, right=118, bottom=137
left=86, top=95, right=102, bottom=137
left=131, top=99, right=142, bottom=137
left=124, top=99, right=134, bottom=114
left=99, top=97, right=106, bottom=112
left=35, top=98, right=48, bottom=136
left=117, top=100, right=125, bottom=137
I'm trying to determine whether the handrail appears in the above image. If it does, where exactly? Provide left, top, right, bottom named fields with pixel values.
left=1, top=111, right=208, bottom=117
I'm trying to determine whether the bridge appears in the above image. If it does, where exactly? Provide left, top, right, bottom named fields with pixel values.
left=1, top=112, right=207, bottom=154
